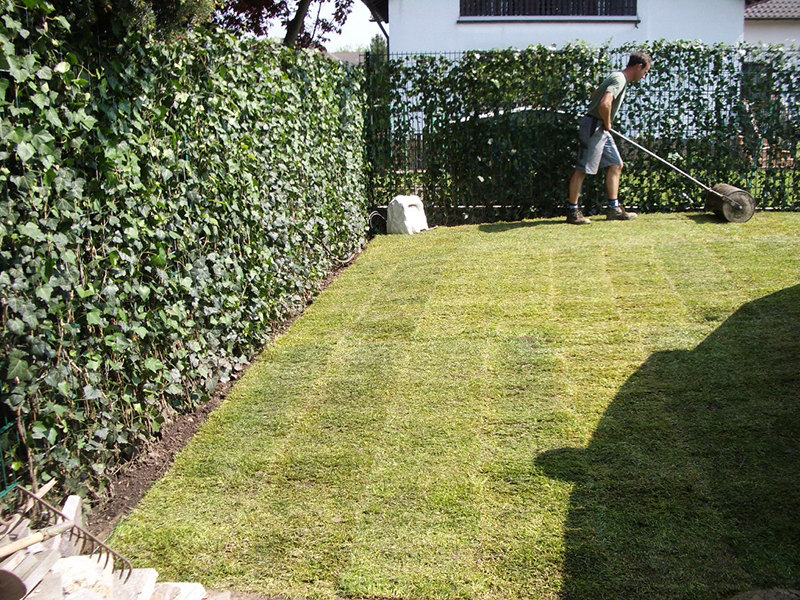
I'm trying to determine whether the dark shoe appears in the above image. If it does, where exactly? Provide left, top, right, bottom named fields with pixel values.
left=606, top=205, right=638, bottom=220
left=566, top=209, right=591, bottom=225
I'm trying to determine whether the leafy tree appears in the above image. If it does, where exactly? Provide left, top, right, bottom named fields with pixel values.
left=368, top=31, right=386, bottom=56
left=59, top=0, right=218, bottom=42
left=364, top=34, right=391, bottom=182
left=215, top=0, right=355, bottom=48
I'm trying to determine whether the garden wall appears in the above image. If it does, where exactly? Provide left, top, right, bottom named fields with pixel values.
left=365, top=42, right=800, bottom=224
left=1, top=0, right=367, bottom=497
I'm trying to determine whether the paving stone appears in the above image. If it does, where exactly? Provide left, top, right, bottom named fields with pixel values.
left=63, top=591, right=104, bottom=600
left=26, top=571, right=64, bottom=600
left=51, top=555, right=114, bottom=599
left=112, top=567, right=159, bottom=600
left=151, top=582, right=206, bottom=600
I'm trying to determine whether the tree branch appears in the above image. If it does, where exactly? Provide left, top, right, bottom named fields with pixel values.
left=283, top=0, right=313, bottom=46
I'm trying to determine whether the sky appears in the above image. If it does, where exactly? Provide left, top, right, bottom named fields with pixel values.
left=324, top=1, right=388, bottom=52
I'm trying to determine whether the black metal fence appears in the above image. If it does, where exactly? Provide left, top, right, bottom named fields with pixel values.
left=364, top=43, right=800, bottom=225
left=0, top=410, right=21, bottom=500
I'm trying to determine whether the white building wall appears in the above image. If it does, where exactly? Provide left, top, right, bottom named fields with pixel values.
left=744, top=20, right=800, bottom=44
left=388, top=0, right=745, bottom=54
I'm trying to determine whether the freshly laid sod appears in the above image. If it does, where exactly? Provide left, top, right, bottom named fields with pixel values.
left=111, top=212, right=800, bottom=599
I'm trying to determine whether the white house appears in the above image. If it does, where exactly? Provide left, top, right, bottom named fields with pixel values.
left=744, top=0, right=800, bottom=43
left=361, top=0, right=770, bottom=54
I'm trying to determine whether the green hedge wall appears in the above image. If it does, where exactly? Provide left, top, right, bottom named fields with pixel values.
left=1, top=0, right=367, bottom=497
left=366, top=42, right=799, bottom=224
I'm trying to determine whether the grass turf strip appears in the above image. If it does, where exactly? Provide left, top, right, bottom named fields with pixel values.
left=111, top=212, right=800, bottom=599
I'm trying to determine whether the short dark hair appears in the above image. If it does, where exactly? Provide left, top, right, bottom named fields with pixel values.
left=627, top=52, right=652, bottom=69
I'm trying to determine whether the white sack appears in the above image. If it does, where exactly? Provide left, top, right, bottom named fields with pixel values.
left=386, top=195, right=429, bottom=235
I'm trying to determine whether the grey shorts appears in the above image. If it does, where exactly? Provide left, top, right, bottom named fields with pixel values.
left=576, top=116, right=623, bottom=175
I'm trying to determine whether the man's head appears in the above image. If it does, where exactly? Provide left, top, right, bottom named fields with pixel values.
left=625, top=51, right=652, bottom=82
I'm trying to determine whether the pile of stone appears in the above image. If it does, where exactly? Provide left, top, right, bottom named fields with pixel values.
left=0, top=488, right=229, bottom=600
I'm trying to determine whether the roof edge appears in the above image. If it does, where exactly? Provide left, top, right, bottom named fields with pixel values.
left=361, top=0, right=388, bottom=23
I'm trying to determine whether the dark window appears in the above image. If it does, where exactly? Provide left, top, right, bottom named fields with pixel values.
left=460, top=0, right=637, bottom=17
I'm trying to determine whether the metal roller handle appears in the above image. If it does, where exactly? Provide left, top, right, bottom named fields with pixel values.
left=609, top=129, right=724, bottom=198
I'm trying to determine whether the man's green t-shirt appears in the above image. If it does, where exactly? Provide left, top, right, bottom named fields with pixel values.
left=586, top=71, right=627, bottom=121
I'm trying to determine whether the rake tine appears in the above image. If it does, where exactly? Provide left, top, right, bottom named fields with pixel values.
left=13, top=487, right=134, bottom=581
left=0, top=514, right=22, bottom=536
left=20, top=493, right=35, bottom=515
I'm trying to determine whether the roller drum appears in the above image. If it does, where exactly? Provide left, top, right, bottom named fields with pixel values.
left=705, top=184, right=755, bottom=223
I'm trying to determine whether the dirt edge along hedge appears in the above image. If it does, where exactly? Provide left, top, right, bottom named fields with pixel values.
left=1, top=0, right=368, bottom=498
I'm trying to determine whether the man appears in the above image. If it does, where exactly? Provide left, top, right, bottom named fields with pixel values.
left=567, top=52, right=652, bottom=225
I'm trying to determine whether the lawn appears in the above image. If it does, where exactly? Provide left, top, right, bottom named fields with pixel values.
left=111, top=212, right=800, bottom=600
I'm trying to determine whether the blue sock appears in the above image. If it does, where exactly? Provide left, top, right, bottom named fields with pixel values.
left=608, top=199, right=619, bottom=208
left=569, top=204, right=579, bottom=211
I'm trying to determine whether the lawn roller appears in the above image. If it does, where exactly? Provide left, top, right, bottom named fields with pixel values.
left=610, top=129, right=756, bottom=223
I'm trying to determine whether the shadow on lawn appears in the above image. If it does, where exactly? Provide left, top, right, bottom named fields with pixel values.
left=685, top=213, right=735, bottom=225
left=478, top=218, right=564, bottom=233
left=537, top=285, right=800, bottom=599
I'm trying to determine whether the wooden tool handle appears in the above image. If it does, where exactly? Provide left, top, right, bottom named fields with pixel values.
left=0, top=521, right=74, bottom=559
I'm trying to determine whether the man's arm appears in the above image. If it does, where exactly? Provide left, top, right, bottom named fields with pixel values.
left=598, top=92, right=614, bottom=131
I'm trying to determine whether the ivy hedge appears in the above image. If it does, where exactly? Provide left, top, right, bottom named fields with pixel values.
left=365, top=42, right=800, bottom=224
left=1, top=0, right=367, bottom=497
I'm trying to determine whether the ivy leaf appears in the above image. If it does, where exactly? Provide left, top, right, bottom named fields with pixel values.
left=31, top=131, right=55, bottom=156
left=7, top=55, right=31, bottom=82
left=53, top=15, right=71, bottom=31
left=7, top=351, right=33, bottom=381
left=4, top=126, right=26, bottom=144
left=80, top=114, right=97, bottom=131
left=7, top=318, right=25, bottom=335
left=151, top=247, right=167, bottom=268
left=36, top=284, right=53, bottom=301
left=31, top=93, right=49, bottom=109
left=144, top=358, right=164, bottom=372
left=83, top=385, right=103, bottom=400
left=76, top=284, right=96, bottom=298
left=43, top=108, right=62, bottom=128
left=53, top=61, right=70, bottom=74
left=19, top=221, right=45, bottom=241
left=16, top=141, right=35, bottom=162
left=2, top=15, right=22, bottom=32
left=31, top=421, right=47, bottom=439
